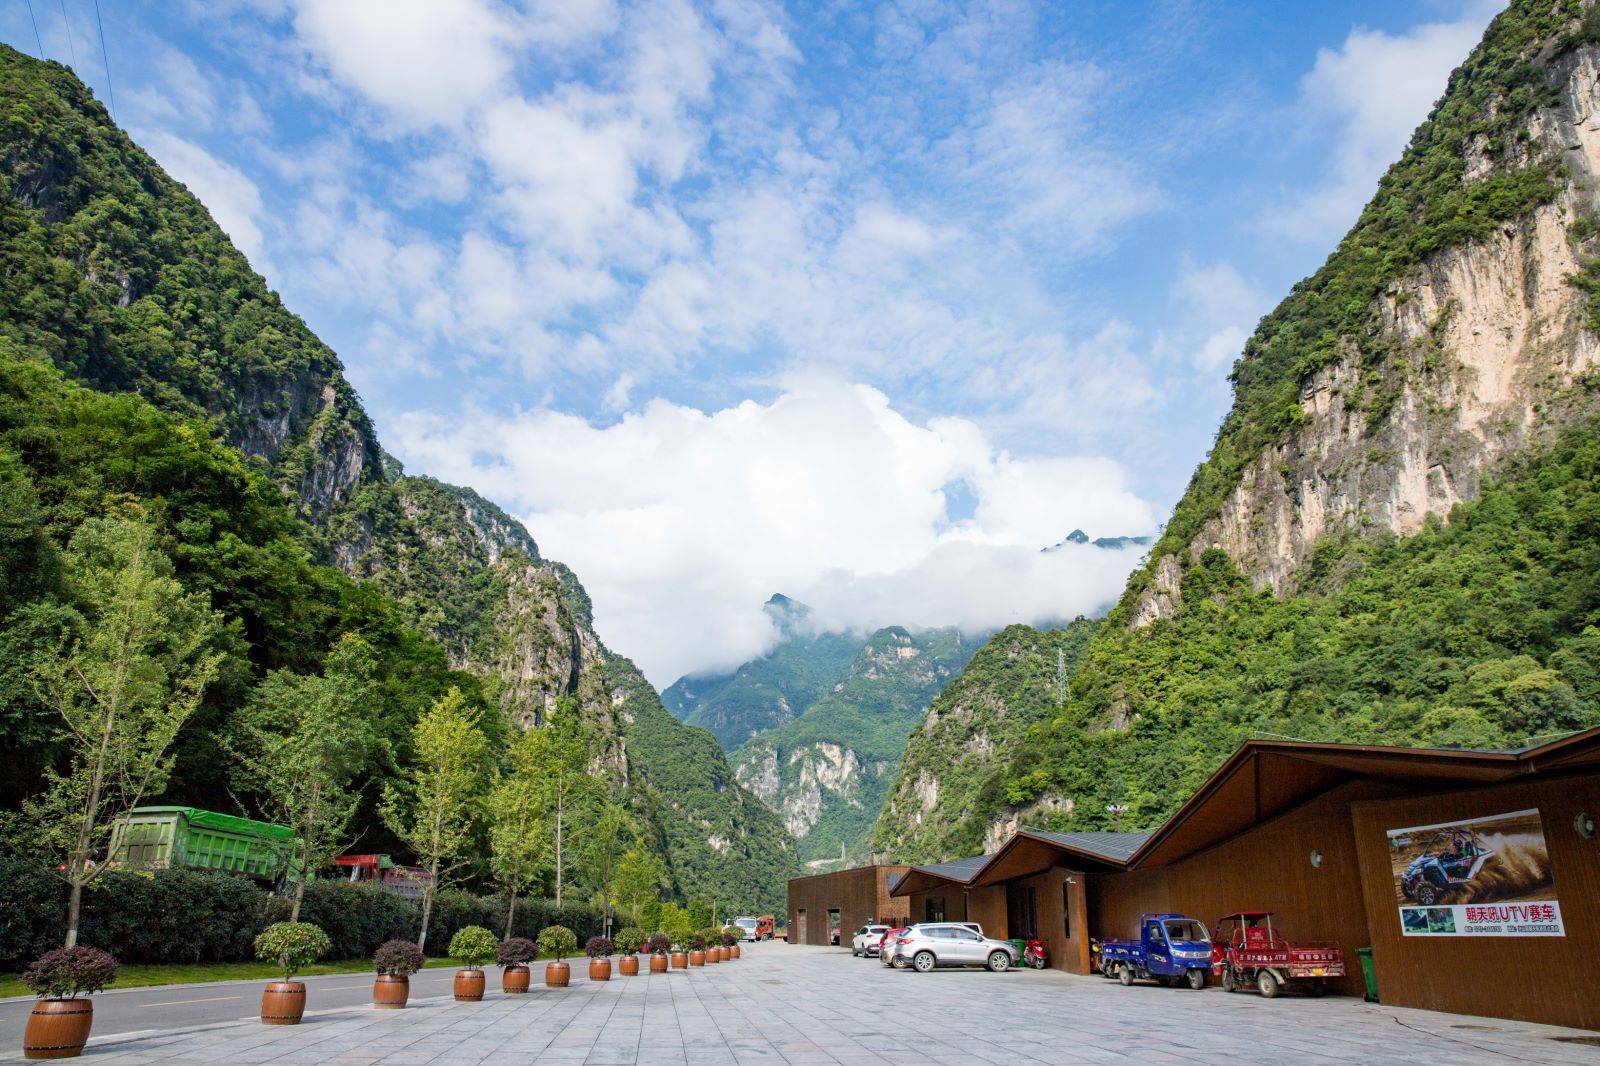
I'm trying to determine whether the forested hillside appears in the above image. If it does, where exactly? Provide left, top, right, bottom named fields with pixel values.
left=873, top=0, right=1600, bottom=859
left=0, top=44, right=791, bottom=909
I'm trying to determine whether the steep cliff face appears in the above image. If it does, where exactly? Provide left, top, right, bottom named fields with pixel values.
left=728, top=625, right=977, bottom=863
left=1127, top=7, right=1600, bottom=627
left=874, top=0, right=1600, bottom=859
left=0, top=43, right=792, bottom=905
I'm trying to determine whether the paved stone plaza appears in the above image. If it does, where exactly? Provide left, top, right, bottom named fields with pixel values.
left=14, top=944, right=1598, bottom=1065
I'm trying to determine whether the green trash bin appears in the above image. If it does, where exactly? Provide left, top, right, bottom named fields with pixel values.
left=1356, top=947, right=1379, bottom=1003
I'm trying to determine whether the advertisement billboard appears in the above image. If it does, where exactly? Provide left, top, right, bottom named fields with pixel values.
left=1386, top=808, right=1563, bottom=937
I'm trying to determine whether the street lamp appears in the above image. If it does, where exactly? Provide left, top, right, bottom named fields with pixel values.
left=1106, top=803, right=1129, bottom=831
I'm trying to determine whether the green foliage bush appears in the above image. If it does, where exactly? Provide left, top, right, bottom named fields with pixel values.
left=447, top=926, right=497, bottom=969
left=253, top=922, right=330, bottom=981
left=613, top=927, right=643, bottom=954
left=0, top=860, right=600, bottom=970
left=721, top=926, right=741, bottom=946
left=537, top=925, right=577, bottom=962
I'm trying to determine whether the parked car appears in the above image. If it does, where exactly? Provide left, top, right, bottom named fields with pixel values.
left=851, top=925, right=891, bottom=956
left=1212, top=912, right=1344, bottom=998
left=1100, top=914, right=1213, bottom=989
left=892, top=923, right=1018, bottom=973
left=732, top=917, right=760, bottom=942
left=881, top=927, right=910, bottom=968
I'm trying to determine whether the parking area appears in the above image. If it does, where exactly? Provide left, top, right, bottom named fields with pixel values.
left=13, top=942, right=1597, bottom=1065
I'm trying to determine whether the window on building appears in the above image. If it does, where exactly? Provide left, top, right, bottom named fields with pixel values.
left=925, top=896, right=945, bottom=922
left=1062, top=881, right=1072, bottom=939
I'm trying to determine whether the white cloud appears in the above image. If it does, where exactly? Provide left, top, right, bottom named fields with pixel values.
left=1170, top=260, right=1268, bottom=372
left=142, top=132, right=268, bottom=264
left=394, top=378, right=1155, bottom=684
left=289, top=0, right=522, bottom=129
left=1264, top=2, right=1504, bottom=243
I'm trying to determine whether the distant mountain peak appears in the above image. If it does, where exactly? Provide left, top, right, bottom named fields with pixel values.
left=763, top=592, right=813, bottom=632
left=1041, top=530, right=1153, bottom=553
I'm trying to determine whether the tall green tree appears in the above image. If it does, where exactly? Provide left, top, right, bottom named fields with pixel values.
left=523, top=700, right=600, bottom=907
left=228, top=634, right=383, bottom=921
left=23, top=514, right=222, bottom=946
left=582, top=802, right=637, bottom=935
left=381, top=688, right=488, bottom=951
left=487, top=729, right=550, bottom=937
left=611, top=845, right=669, bottom=925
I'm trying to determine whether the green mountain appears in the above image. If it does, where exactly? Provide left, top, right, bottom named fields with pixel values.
left=663, top=595, right=863, bottom=748
left=872, top=0, right=1600, bottom=859
left=721, top=621, right=978, bottom=863
left=0, top=45, right=791, bottom=909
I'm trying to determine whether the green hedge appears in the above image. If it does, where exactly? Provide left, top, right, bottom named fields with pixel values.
left=0, top=860, right=602, bottom=970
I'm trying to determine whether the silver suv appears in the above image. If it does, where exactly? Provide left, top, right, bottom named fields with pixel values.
left=892, top=923, right=1019, bottom=973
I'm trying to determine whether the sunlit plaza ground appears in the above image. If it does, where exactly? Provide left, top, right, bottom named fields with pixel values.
left=6, top=943, right=1597, bottom=1065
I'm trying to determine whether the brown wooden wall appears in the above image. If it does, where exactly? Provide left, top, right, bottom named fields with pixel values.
left=1013, top=867, right=1093, bottom=974
left=1090, top=780, right=1398, bottom=996
left=786, top=866, right=910, bottom=946
left=1349, top=774, right=1600, bottom=1030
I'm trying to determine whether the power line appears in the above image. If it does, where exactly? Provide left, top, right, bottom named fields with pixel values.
left=91, top=0, right=113, bottom=118
left=24, top=0, right=44, bottom=57
left=56, top=0, right=77, bottom=70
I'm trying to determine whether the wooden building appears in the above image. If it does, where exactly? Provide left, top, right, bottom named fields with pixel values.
left=888, top=728, right=1600, bottom=1030
left=785, top=864, right=910, bottom=946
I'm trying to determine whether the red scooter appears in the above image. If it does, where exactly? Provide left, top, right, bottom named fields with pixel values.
left=1023, top=938, right=1048, bottom=969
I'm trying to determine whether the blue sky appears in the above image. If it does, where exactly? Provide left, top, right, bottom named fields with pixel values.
left=1, top=0, right=1504, bottom=682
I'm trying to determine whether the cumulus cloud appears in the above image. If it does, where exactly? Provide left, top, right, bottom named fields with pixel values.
left=1263, top=2, right=1504, bottom=243
left=394, top=379, right=1156, bottom=684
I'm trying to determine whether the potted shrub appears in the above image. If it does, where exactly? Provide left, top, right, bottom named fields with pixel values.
left=615, top=928, right=643, bottom=975
left=702, top=928, right=722, bottom=963
left=538, top=925, right=577, bottom=988
left=254, top=922, right=331, bottom=1025
left=688, top=932, right=706, bottom=967
left=372, top=940, right=425, bottom=1010
left=722, top=927, right=743, bottom=959
left=585, top=936, right=614, bottom=981
left=496, top=937, right=536, bottom=994
left=448, top=926, right=497, bottom=1001
left=669, top=932, right=689, bottom=969
left=647, top=933, right=672, bottom=974
left=19, top=945, right=117, bottom=1059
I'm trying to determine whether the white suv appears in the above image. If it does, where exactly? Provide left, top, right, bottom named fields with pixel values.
left=892, top=923, right=1018, bottom=973
left=851, top=924, right=891, bottom=956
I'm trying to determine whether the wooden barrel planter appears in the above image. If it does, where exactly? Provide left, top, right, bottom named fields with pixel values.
left=670, top=951, right=688, bottom=969
left=453, top=970, right=485, bottom=1002
left=22, top=999, right=93, bottom=1059
left=729, top=944, right=741, bottom=959
left=619, top=955, right=640, bottom=976
left=545, top=961, right=570, bottom=988
left=501, top=965, right=530, bottom=994
left=706, top=947, right=720, bottom=964
left=688, top=950, right=705, bottom=967
left=260, top=982, right=306, bottom=1025
left=588, top=958, right=612, bottom=982
left=650, top=954, right=669, bottom=973
left=372, top=974, right=409, bottom=1010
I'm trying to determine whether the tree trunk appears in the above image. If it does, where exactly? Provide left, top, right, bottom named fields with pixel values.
left=289, top=871, right=307, bottom=924
left=504, top=887, right=518, bottom=939
left=555, top=791, right=563, bottom=908
left=64, top=882, right=82, bottom=948
left=418, top=854, right=441, bottom=953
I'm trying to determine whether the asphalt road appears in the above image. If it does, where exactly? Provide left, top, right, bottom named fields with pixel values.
left=0, top=965, right=468, bottom=1050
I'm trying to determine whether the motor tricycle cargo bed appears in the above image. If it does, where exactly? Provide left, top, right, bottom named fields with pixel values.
left=1212, top=912, right=1344, bottom=998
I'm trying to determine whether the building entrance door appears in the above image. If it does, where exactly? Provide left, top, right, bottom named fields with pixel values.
left=796, top=909, right=807, bottom=943
left=1006, top=882, right=1038, bottom=939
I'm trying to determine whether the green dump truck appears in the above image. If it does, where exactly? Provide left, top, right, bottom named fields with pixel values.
left=106, top=806, right=295, bottom=881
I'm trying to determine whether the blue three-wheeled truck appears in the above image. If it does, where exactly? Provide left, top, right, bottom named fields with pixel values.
left=1098, top=913, right=1213, bottom=990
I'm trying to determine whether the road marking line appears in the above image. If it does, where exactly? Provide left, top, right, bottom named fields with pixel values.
left=139, top=995, right=241, bottom=1007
